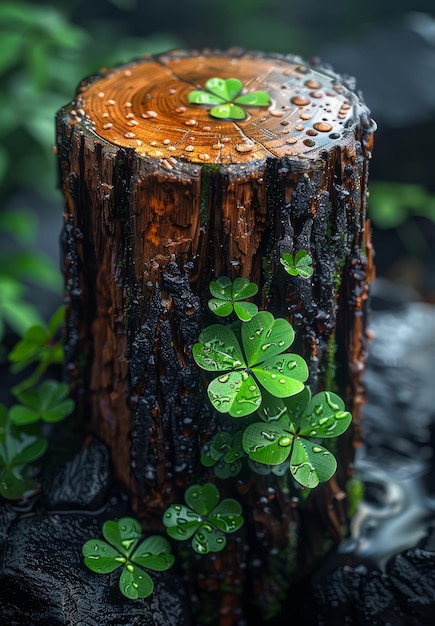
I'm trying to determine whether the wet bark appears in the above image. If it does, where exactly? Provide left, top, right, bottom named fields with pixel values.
left=57, top=49, right=375, bottom=625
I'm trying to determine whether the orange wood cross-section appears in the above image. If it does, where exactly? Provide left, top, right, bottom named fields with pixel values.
left=74, top=49, right=365, bottom=165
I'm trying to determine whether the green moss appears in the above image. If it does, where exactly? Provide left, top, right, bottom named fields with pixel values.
left=346, top=476, right=364, bottom=518
left=323, top=331, right=338, bottom=392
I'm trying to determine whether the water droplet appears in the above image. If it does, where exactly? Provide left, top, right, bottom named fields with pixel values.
left=313, top=122, right=333, bottom=132
left=303, top=139, right=316, bottom=147
left=174, top=505, right=182, bottom=512
left=126, top=564, right=135, bottom=573
left=279, top=378, right=286, bottom=384
left=305, top=79, right=321, bottom=89
left=335, top=411, right=350, bottom=420
left=216, top=537, right=225, bottom=544
left=202, top=523, right=213, bottom=532
left=291, top=95, right=310, bottom=106
left=312, top=446, right=323, bottom=453
left=329, top=132, right=341, bottom=139
left=278, top=340, right=285, bottom=347
left=309, top=430, right=317, bottom=437
left=191, top=491, right=199, bottom=499
left=278, top=436, right=292, bottom=447
left=132, top=582, right=139, bottom=589
left=314, top=404, right=323, bottom=415
left=271, top=374, right=277, bottom=379
left=306, top=129, right=318, bottom=136
left=318, top=417, right=329, bottom=425
left=165, top=511, right=172, bottom=518
left=218, top=374, right=230, bottom=383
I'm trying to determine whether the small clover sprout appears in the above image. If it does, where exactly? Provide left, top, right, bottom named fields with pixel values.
left=208, top=276, right=258, bottom=321
left=192, top=311, right=308, bottom=417
left=201, top=431, right=245, bottom=479
left=188, top=77, right=270, bottom=120
left=82, top=517, right=174, bottom=599
left=0, top=404, right=47, bottom=499
left=9, top=379, right=74, bottom=425
left=163, top=483, right=244, bottom=554
left=242, top=389, right=352, bottom=488
left=280, top=251, right=313, bottom=278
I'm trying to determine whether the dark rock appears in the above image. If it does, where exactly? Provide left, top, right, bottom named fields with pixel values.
left=0, top=514, right=191, bottom=625
left=41, top=438, right=111, bottom=511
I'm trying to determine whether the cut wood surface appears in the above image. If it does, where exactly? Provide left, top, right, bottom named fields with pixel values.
left=57, top=49, right=375, bottom=625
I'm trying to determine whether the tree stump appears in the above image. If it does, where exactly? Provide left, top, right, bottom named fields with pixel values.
left=56, top=49, right=375, bottom=625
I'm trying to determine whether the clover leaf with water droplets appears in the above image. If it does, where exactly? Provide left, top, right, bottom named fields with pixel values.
left=192, top=311, right=308, bottom=418
left=242, top=389, right=352, bottom=488
left=208, top=276, right=259, bottom=321
left=280, top=251, right=313, bottom=278
left=188, top=77, right=270, bottom=120
left=163, top=483, right=244, bottom=554
left=82, top=517, right=174, bottom=599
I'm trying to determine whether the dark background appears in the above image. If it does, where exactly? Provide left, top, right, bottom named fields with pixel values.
left=1, top=0, right=435, bottom=346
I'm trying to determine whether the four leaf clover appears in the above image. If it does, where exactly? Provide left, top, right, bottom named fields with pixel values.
left=280, top=251, right=314, bottom=278
left=242, top=389, right=352, bottom=488
left=188, top=77, right=270, bottom=120
left=192, top=311, right=308, bottom=417
left=163, top=483, right=244, bottom=554
left=82, top=517, right=174, bottom=599
left=208, top=276, right=258, bottom=321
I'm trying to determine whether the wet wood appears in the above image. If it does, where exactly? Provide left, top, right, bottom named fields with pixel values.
left=56, top=48, right=375, bottom=625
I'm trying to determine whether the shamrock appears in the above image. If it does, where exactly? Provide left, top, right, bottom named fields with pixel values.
left=9, top=379, right=74, bottom=425
left=208, top=276, right=258, bottom=321
left=163, top=483, right=244, bottom=554
left=188, top=77, right=270, bottom=120
left=200, top=430, right=245, bottom=478
left=0, top=404, right=47, bottom=499
left=192, top=311, right=308, bottom=417
left=280, top=251, right=314, bottom=278
left=82, top=517, right=174, bottom=599
left=242, top=388, right=352, bottom=488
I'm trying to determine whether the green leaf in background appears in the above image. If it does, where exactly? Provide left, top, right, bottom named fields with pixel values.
left=0, top=406, right=47, bottom=499
left=10, top=379, right=74, bottom=424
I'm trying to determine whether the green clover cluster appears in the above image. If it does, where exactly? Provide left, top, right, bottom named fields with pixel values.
left=193, top=278, right=352, bottom=488
left=83, top=517, right=174, bottom=599
left=188, top=77, right=270, bottom=121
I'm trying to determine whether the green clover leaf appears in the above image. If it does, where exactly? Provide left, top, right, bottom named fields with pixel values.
left=242, top=389, right=352, bottom=488
left=200, top=431, right=244, bottom=478
left=82, top=517, right=174, bottom=599
left=9, top=306, right=65, bottom=373
left=208, top=276, right=259, bottom=321
left=0, top=404, right=47, bottom=500
left=280, top=251, right=314, bottom=278
left=188, top=77, right=270, bottom=120
left=163, top=483, right=244, bottom=554
left=9, top=379, right=74, bottom=425
left=193, top=311, right=308, bottom=417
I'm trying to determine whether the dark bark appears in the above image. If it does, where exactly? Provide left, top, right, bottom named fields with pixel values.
left=57, top=49, right=375, bottom=625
